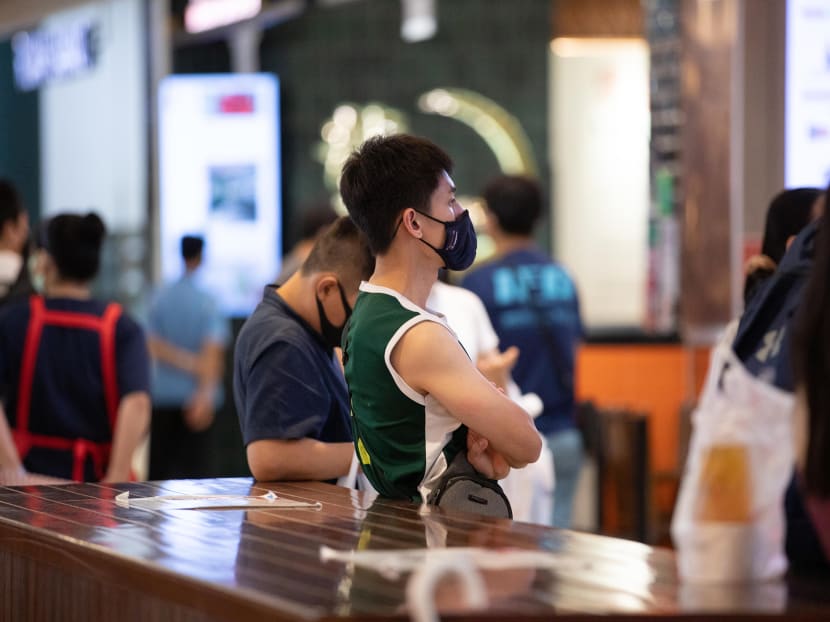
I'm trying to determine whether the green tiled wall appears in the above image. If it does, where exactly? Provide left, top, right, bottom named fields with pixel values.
left=260, top=0, right=551, bottom=248
left=0, top=40, right=40, bottom=221
left=175, top=0, right=551, bottom=250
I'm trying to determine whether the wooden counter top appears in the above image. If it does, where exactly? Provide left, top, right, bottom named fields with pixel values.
left=0, top=477, right=828, bottom=621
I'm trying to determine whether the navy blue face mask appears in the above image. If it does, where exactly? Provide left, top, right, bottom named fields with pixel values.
left=415, top=209, right=477, bottom=271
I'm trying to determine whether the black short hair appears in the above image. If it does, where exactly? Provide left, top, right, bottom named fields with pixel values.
left=743, top=187, right=821, bottom=305
left=301, top=216, right=375, bottom=291
left=0, top=179, right=24, bottom=230
left=761, top=187, right=821, bottom=264
left=180, top=235, right=204, bottom=261
left=339, top=134, right=453, bottom=254
left=483, top=175, right=544, bottom=236
left=45, top=212, right=106, bottom=282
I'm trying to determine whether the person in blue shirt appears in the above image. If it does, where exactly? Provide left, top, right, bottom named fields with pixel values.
left=147, top=235, right=230, bottom=479
left=233, top=216, right=374, bottom=482
left=462, top=175, right=583, bottom=527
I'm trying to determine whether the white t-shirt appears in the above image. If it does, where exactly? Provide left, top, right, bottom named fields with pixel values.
left=426, top=280, right=554, bottom=525
left=426, top=280, right=499, bottom=361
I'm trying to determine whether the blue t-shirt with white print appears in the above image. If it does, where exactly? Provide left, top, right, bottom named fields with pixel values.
left=461, top=247, right=582, bottom=436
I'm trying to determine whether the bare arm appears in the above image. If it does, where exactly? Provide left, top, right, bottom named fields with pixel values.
left=104, top=391, right=151, bottom=482
left=0, top=403, right=22, bottom=474
left=197, top=341, right=224, bottom=388
left=0, top=406, right=74, bottom=485
left=147, top=335, right=199, bottom=375
left=183, top=340, right=225, bottom=432
left=392, top=321, right=542, bottom=468
left=247, top=438, right=354, bottom=481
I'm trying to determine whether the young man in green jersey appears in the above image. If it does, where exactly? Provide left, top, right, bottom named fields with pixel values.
left=339, top=134, right=541, bottom=502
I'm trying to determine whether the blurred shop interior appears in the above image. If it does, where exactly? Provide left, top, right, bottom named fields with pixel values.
left=0, top=0, right=826, bottom=544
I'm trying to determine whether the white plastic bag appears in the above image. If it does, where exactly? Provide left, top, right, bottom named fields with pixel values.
left=671, top=332, right=795, bottom=583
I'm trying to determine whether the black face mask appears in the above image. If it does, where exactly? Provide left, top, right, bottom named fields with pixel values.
left=415, top=209, right=477, bottom=271
left=316, top=280, right=353, bottom=349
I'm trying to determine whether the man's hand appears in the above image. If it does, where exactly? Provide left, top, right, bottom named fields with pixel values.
left=466, top=429, right=511, bottom=480
left=477, top=346, right=519, bottom=391
left=184, top=390, right=215, bottom=432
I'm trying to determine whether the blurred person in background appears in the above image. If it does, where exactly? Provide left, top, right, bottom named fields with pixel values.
left=234, top=216, right=373, bottom=482
left=276, top=200, right=338, bottom=284
left=0, top=180, right=32, bottom=305
left=743, top=187, right=822, bottom=306
left=146, top=235, right=229, bottom=479
left=0, top=212, right=150, bottom=483
left=462, top=175, right=582, bottom=528
left=427, top=276, right=554, bottom=524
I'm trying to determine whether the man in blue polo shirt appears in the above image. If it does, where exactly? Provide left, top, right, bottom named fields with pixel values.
left=462, top=175, right=583, bottom=527
left=233, top=216, right=374, bottom=481
left=147, top=235, right=229, bottom=479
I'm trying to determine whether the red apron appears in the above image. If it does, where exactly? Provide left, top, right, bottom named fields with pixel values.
left=12, top=295, right=122, bottom=482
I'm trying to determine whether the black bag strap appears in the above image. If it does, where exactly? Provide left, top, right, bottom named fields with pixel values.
left=427, top=451, right=513, bottom=519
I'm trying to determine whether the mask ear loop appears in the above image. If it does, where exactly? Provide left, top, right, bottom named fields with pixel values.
left=335, top=280, right=353, bottom=318
left=392, top=207, right=419, bottom=243
left=406, top=554, right=487, bottom=622
left=394, top=210, right=448, bottom=268
left=394, top=208, right=425, bottom=239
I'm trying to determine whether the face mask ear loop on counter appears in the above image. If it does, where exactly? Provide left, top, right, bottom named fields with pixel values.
left=406, top=554, right=488, bottom=622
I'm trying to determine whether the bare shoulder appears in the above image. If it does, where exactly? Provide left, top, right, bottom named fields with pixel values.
left=396, top=319, right=460, bottom=358
left=391, top=319, right=470, bottom=392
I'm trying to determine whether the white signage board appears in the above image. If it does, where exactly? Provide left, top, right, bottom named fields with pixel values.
left=158, top=73, right=281, bottom=316
left=786, top=0, right=830, bottom=188
left=550, top=39, right=651, bottom=330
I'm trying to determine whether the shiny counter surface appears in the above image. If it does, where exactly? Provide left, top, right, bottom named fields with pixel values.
left=0, top=478, right=828, bottom=621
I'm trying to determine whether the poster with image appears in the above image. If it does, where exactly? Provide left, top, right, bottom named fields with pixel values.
left=786, top=0, right=830, bottom=188
left=158, top=74, right=280, bottom=316
left=209, top=164, right=258, bottom=221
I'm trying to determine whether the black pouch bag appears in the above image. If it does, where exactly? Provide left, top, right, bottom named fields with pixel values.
left=426, top=451, right=513, bottom=519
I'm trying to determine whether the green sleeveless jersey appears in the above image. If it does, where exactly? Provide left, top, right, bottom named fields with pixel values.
left=343, top=283, right=467, bottom=502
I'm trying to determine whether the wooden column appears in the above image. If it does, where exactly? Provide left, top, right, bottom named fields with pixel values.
left=740, top=1, right=786, bottom=244
left=679, top=0, right=739, bottom=337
